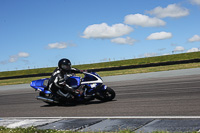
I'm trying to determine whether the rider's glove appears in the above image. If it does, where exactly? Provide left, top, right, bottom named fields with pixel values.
left=80, top=70, right=87, bottom=73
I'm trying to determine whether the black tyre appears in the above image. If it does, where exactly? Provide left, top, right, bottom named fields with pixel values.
left=96, top=87, right=115, bottom=101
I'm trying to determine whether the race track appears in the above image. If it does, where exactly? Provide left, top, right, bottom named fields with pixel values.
left=0, top=68, right=200, bottom=117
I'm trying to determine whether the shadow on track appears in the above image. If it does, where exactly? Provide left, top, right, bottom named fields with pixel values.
left=40, top=100, right=117, bottom=107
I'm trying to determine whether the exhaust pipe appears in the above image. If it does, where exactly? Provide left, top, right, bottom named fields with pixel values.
left=36, top=96, right=58, bottom=103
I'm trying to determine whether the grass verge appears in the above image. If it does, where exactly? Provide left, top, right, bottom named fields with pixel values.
left=0, top=52, right=200, bottom=78
left=0, top=62, right=200, bottom=86
left=0, top=126, right=198, bottom=133
left=0, top=126, right=70, bottom=133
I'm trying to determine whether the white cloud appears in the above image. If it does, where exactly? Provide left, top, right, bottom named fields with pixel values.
left=81, top=23, right=133, bottom=39
left=147, top=32, right=172, bottom=40
left=147, top=4, right=189, bottom=18
left=174, top=46, right=185, bottom=52
left=190, top=0, right=200, bottom=6
left=18, top=52, right=29, bottom=57
left=188, top=35, right=200, bottom=42
left=48, top=42, right=67, bottom=49
left=187, top=48, right=199, bottom=52
left=142, top=53, right=158, bottom=57
left=9, top=52, right=30, bottom=63
left=47, top=42, right=76, bottom=49
left=124, top=14, right=166, bottom=27
left=111, top=37, right=136, bottom=45
left=9, top=55, right=18, bottom=63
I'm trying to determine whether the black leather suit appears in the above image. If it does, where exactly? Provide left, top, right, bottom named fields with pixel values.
left=48, top=67, right=82, bottom=97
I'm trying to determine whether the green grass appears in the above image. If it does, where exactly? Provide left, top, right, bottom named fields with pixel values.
left=0, top=126, right=71, bottom=133
left=0, top=67, right=55, bottom=78
left=0, top=52, right=200, bottom=78
left=0, top=62, right=200, bottom=86
left=0, top=126, right=198, bottom=133
left=0, top=52, right=200, bottom=86
left=97, top=62, right=200, bottom=77
left=0, top=76, right=48, bottom=86
left=74, top=52, right=200, bottom=70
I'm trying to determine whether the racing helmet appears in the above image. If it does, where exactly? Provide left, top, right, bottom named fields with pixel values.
left=58, top=58, right=71, bottom=71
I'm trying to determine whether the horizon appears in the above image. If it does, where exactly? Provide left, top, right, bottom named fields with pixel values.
left=0, top=51, right=199, bottom=73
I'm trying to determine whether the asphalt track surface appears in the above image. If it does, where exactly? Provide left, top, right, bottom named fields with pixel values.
left=1, top=68, right=200, bottom=132
left=0, top=68, right=200, bottom=117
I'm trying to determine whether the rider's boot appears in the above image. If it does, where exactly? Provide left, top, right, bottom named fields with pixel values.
left=52, top=94, right=60, bottom=101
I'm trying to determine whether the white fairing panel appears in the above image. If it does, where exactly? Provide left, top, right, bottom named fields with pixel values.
left=81, top=72, right=103, bottom=85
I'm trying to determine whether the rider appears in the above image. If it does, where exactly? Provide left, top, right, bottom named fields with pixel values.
left=48, top=58, right=84, bottom=100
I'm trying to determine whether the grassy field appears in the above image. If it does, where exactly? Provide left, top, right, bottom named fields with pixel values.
left=0, top=62, right=200, bottom=86
left=0, top=52, right=200, bottom=86
left=0, top=52, right=200, bottom=78
left=0, top=126, right=198, bottom=133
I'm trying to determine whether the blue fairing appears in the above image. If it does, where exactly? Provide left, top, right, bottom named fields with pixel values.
left=100, top=85, right=107, bottom=91
left=69, top=76, right=81, bottom=88
left=30, top=78, right=51, bottom=94
left=44, top=90, right=51, bottom=94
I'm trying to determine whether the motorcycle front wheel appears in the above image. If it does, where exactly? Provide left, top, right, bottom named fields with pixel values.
left=96, top=87, right=115, bottom=101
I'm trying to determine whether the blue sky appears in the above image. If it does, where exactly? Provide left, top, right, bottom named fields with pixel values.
left=0, top=0, right=200, bottom=72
